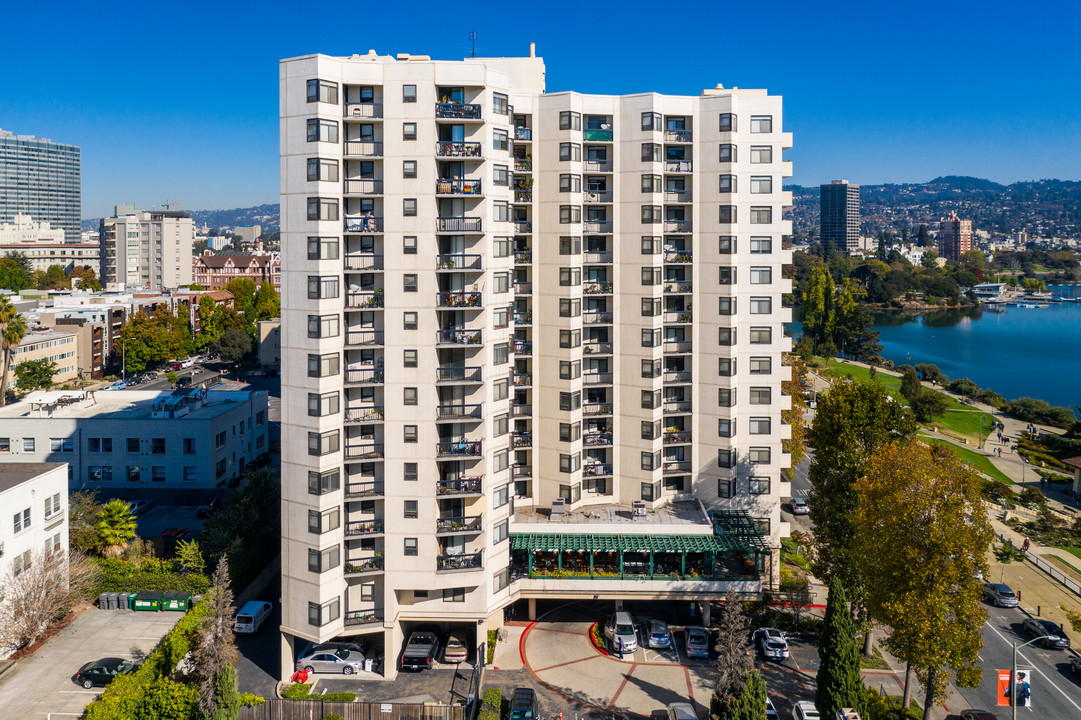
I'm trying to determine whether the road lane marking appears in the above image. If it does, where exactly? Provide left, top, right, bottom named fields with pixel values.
left=984, top=621, right=1081, bottom=715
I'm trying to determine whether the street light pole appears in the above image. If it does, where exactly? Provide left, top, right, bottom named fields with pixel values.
left=1012, top=635, right=1047, bottom=720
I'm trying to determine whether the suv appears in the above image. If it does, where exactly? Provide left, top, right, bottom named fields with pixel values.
left=753, top=627, right=789, bottom=661
left=791, top=700, right=820, bottom=720
left=509, top=687, right=537, bottom=720
left=983, top=582, right=1019, bottom=607
left=400, top=629, right=440, bottom=671
left=792, top=497, right=810, bottom=515
left=1021, top=618, right=1070, bottom=648
left=604, top=611, right=638, bottom=653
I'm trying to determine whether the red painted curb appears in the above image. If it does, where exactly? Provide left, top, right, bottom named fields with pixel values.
left=587, top=621, right=610, bottom=656
left=518, top=620, right=536, bottom=666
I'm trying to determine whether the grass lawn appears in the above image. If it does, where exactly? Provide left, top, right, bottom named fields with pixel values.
left=919, top=434, right=1015, bottom=485
left=1047, top=554, right=1081, bottom=584
left=1057, top=546, right=1081, bottom=563
left=858, top=642, right=891, bottom=670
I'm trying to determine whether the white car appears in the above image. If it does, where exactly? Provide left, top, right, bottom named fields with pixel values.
left=791, top=700, right=820, bottom=720
left=753, top=627, right=789, bottom=661
left=766, top=698, right=779, bottom=720
left=792, top=497, right=809, bottom=515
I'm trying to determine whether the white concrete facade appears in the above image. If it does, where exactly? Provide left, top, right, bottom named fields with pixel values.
left=99, top=209, right=195, bottom=291
left=280, top=49, right=792, bottom=678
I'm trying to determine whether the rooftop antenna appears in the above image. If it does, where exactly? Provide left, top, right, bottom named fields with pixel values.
left=469, top=29, right=476, bottom=58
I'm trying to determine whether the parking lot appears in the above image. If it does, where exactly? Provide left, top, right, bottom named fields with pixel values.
left=0, top=607, right=181, bottom=718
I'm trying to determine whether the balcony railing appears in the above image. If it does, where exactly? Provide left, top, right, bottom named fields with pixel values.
left=665, top=160, right=692, bottom=173
left=665, top=190, right=692, bottom=203
left=345, top=443, right=384, bottom=460
left=582, top=282, right=612, bottom=295
left=583, top=372, right=613, bottom=386
left=437, top=552, right=483, bottom=572
left=346, top=367, right=384, bottom=384
left=436, top=141, right=482, bottom=157
left=664, top=251, right=693, bottom=263
left=344, top=557, right=384, bottom=575
left=437, top=477, right=483, bottom=496
left=664, top=340, right=693, bottom=353
left=437, top=404, right=483, bottom=421
left=436, top=366, right=482, bottom=383
left=514, top=127, right=533, bottom=141
left=345, top=253, right=383, bottom=271
left=345, top=481, right=384, bottom=498
left=344, top=215, right=383, bottom=233
left=344, top=612, right=383, bottom=627
left=583, top=160, right=613, bottom=172
left=512, top=464, right=532, bottom=479
left=583, top=403, right=613, bottom=416
left=344, top=140, right=383, bottom=157
left=512, top=404, right=531, bottom=417
left=664, top=431, right=692, bottom=444
left=663, top=461, right=692, bottom=473
left=664, top=311, right=693, bottom=324
left=513, top=372, right=532, bottom=387
left=346, top=292, right=384, bottom=309
left=582, top=312, right=613, bottom=325
left=514, top=312, right=532, bottom=325
left=664, top=282, right=693, bottom=294
left=514, top=282, right=532, bottom=295
left=437, top=217, right=482, bottom=233
left=345, top=520, right=384, bottom=536
left=345, top=330, right=384, bottom=347
left=514, top=190, right=533, bottom=203
left=436, top=441, right=483, bottom=458
left=663, top=401, right=692, bottom=414
left=513, top=158, right=532, bottom=172
left=512, top=432, right=532, bottom=448
left=344, top=103, right=383, bottom=119
left=346, top=406, right=385, bottom=423
left=436, top=515, right=483, bottom=534
left=514, top=220, right=532, bottom=234
left=584, top=431, right=612, bottom=446
left=583, top=129, right=613, bottom=141
left=583, top=342, right=613, bottom=355
left=664, top=220, right=692, bottom=233
left=436, top=253, right=482, bottom=271
left=585, top=462, right=613, bottom=477
left=513, top=340, right=532, bottom=355
left=436, top=178, right=482, bottom=195
left=584, top=190, right=612, bottom=203
left=583, top=221, right=612, bottom=233
left=583, top=251, right=612, bottom=264
left=514, top=251, right=532, bottom=264
left=436, top=329, right=483, bottom=346
left=435, top=102, right=482, bottom=119
left=664, top=370, right=692, bottom=383
left=664, top=129, right=692, bottom=142
left=436, top=291, right=482, bottom=308
left=344, top=178, right=383, bottom=195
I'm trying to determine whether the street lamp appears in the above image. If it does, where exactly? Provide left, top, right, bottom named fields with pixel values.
left=1012, top=635, right=1047, bottom=720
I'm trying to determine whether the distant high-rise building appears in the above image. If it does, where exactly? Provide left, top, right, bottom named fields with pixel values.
left=0, top=129, right=81, bottom=242
left=937, top=211, right=972, bottom=261
left=820, top=180, right=859, bottom=255
left=99, top=206, right=194, bottom=290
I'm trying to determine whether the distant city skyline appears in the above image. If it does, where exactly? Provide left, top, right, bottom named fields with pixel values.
left=3, top=0, right=1078, bottom=219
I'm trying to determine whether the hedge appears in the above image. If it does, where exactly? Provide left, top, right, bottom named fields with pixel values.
left=280, top=683, right=356, bottom=703
left=92, top=557, right=210, bottom=596
left=478, top=688, right=501, bottom=720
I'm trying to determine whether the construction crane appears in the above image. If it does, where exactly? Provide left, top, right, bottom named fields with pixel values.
left=163, top=200, right=184, bottom=210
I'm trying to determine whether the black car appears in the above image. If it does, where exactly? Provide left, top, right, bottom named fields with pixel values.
left=509, top=687, right=537, bottom=720
left=196, top=499, right=222, bottom=518
left=75, top=657, right=136, bottom=688
left=1021, top=618, right=1070, bottom=648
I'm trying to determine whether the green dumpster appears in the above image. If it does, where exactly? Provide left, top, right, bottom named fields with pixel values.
left=162, top=591, right=192, bottom=611
left=131, top=591, right=164, bottom=611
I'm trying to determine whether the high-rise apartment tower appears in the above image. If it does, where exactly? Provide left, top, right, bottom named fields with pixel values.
left=0, top=129, right=81, bottom=242
left=280, top=48, right=793, bottom=677
left=99, top=207, right=195, bottom=290
left=819, top=179, right=859, bottom=255
left=937, top=211, right=972, bottom=261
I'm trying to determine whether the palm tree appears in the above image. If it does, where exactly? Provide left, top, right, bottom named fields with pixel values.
left=0, top=297, right=27, bottom=407
left=95, top=499, right=137, bottom=556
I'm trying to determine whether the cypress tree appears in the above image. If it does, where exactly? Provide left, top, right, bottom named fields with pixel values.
left=815, top=580, right=865, bottom=717
left=713, top=670, right=767, bottom=720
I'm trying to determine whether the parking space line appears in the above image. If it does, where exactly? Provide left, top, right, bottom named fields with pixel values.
left=683, top=667, right=697, bottom=714
left=605, top=663, right=636, bottom=710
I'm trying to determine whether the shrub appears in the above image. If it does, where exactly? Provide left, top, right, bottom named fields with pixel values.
left=92, top=556, right=210, bottom=596
left=1018, top=487, right=1046, bottom=509
left=239, top=693, right=265, bottom=707
left=479, top=687, right=502, bottom=720
left=281, top=683, right=312, bottom=699
left=486, top=629, right=497, bottom=665
left=324, top=715, right=345, bottom=720
left=321, top=693, right=356, bottom=702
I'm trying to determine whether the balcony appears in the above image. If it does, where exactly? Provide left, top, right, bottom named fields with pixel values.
left=584, top=190, right=612, bottom=203
left=583, top=221, right=612, bottom=233
left=514, top=251, right=532, bottom=264
left=436, top=253, right=482, bottom=271
left=344, top=179, right=383, bottom=195
left=583, top=341, right=613, bottom=356
left=514, top=220, right=532, bottom=234
left=584, top=431, right=612, bottom=446
left=513, top=158, right=532, bottom=172
left=344, top=140, right=383, bottom=157
left=665, top=160, right=692, bottom=173
left=437, top=404, right=483, bottom=421
left=514, top=312, right=532, bottom=325
left=664, top=311, right=693, bottom=324
left=583, top=160, right=613, bottom=172
left=584, top=462, right=612, bottom=477
left=345, top=406, right=385, bottom=424
left=664, top=431, right=692, bottom=444
left=346, top=292, right=384, bottom=309
left=664, top=250, right=692, bottom=264
left=345, top=330, right=384, bottom=347
left=583, top=372, right=613, bottom=386
left=437, top=291, right=483, bottom=309
left=663, top=461, right=691, bottom=474
left=436, top=178, right=482, bottom=196
left=435, top=102, right=482, bottom=120
left=514, top=190, right=533, bottom=203
left=513, top=340, right=532, bottom=356
left=344, top=102, right=383, bottom=119
left=512, top=283, right=532, bottom=297
left=583, top=129, right=613, bottom=141
left=345, top=367, right=384, bottom=384
left=345, top=443, right=384, bottom=460
left=664, top=370, right=692, bottom=383
left=437, top=552, right=483, bottom=572
left=436, top=366, right=482, bottom=384
left=513, top=372, right=532, bottom=388
left=514, top=127, right=533, bottom=141
left=583, top=251, right=612, bottom=264
left=664, top=220, right=692, bottom=233
left=665, top=189, right=692, bottom=203
left=436, top=141, right=482, bottom=158
left=582, top=282, right=612, bottom=295
left=345, top=480, right=384, bottom=498
left=436, top=515, right=483, bottom=535
left=582, top=311, right=613, bottom=325
left=663, top=401, right=692, bottom=414
left=512, top=432, right=532, bottom=448
left=344, top=612, right=383, bottom=627
left=664, top=282, right=693, bottom=294
left=344, top=557, right=384, bottom=575
left=512, top=464, right=532, bottom=479
left=436, top=329, right=483, bottom=346
left=437, top=476, right=483, bottom=496
left=437, top=217, right=482, bottom=233
left=664, top=340, right=693, bottom=353
left=436, top=440, right=483, bottom=458
left=583, top=402, right=613, bottom=416
left=344, top=215, right=383, bottom=233
left=512, top=404, right=531, bottom=417
left=345, top=520, right=384, bottom=537
left=344, top=253, right=383, bottom=271
left=664, top=129, right=692, bottom=142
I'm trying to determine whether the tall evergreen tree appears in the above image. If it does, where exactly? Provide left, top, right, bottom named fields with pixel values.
left=900, top=367, right=922, bottom=404
left=713, top=669, right=767, bottom=720
left=815, top=580, right=865, bottom=717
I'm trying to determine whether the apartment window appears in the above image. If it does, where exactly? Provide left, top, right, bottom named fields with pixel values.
left=750, top=297, right=772, bottom=314
left=749, top=447, right=772, bottom=465
left=151, top=466, right=166, bottom=482
left=307, top=275, right=339, bottom=299
left=718, top=297, right=735, bottom=316
left=749, top=476, right=771, bottom=495
left=719, top=327, right=735, bottom=346
left=559, top=298, right=581, bottom=317
left=559, top=329, right=581, bottom=348
left=641, top=452, right=660, bottom=471
left=641, top=420, right=660, bottom=440
left=308, top=469, right=340, bottom=495
left=718, top=388, right=734, bottom=407
left=640, top=174, right=661, bottom=194
left=641, top=390, right=661, bottom=409
left=642, top=359, right=661, bottom=378
left=641, top=328, right=661, bottom=347
left=182, top=438, right=196, bottom=454
left=559, top=111, right=581, bottom=130
left=494, top=484, right=510, bottom=508
left=402, top=84, right=416, bottom=102
left=306, top=118, right=338, bottom=143
left=307, top=236, right=339, bottom=260
left=718, top=174, right=736, bottom=193
left=308, top=430, right=340, bottom=456
left=493, top=128, right=509, bottom=151
left=442, top=587, right=466, bottom=603
left=360, top=584, right=375, bottom=602
left=641, top=143, right=661, bottom=162
left=719, top=144, right=736, bottom=162
left=641, top=235, right=660, bottom=254
left=559, top=267, right=581, bottom=286
left=492, top=201, right=510, bottom=222
left=559, top=143, right=581, bottom=162
left=307, top=314, right=339, bottom=338
left=256, top=411, right=266, bottom=426
left=403, top=160, right=417, bottom=178
left=13, top=507, right=30, bottom=533
left=559, top=453, right=581, bottom=473
left=559, top=236, right=581, bottom=255
left=719, top=113, right=736, bottom=131
left=404, top=463, right=418, bottom=481
left=641, top=112, right=661, bottom=130
left=750, top=267, right=773, bottom=285
left=307, top=197, right=338, bottom=221
left=750, top=236, right=773, bottom=254
left=641, top=298, right=661, bottom=316
left=559, top=360, right=581, bottom=380
left=492, top=92, right=509, bottom=115
left=308, top=597, right=340, bottom=626
left=750, top=207, right=773, bottom=224
left=214, top=431, right=226, bottom=449
left=402, top=273, right=418, bottom=292
left=307, top=79, right=338, bottom=104
left=88, top=438, right=112, bottom=453
left=493, top=164, right=509, bottom=186
left=718, top=419, right=733, bottom=438
left=749, top=327, right=772, bottom=344
left=718, top=358, right=735, bottom=377
left=641, top=205, right=661, bottom=224
left=559, top=206, right=581, bottom=224
left=641, top=267, right=661, bottom=285
left=750, top=146, right=773, bottom=163
left=403, top=425, right=418, bottom=443
left=403, top=349, right=418, bottom=367
left=719, top=205, right=736, bottom=224
left=404, top=538, right=418, bottom=556
left=151, top=438, right=165, bottom=454
left=399, top=198, right=417, bottom=219
left=750, top=357, right=772, bottom=375
left=493, top=307, right=508, bottom=328
left=751, top=518, right=771, bottom=535
left=749, top=418, right=772, bottom=435
left=493, top=343, right=509, bottom=365
left=750, top=115, right=773, bottom=133
left=559, top=392, right=581, bottom=411
left=641, top=481, right=660, bottom=502
left=559, top=174, right=581, bottom=193
left=403, top=387, right=418, bottom=406
left=494, top=377, right=509, bottom=401
left=23, top=437, right=34, bottom=452
left=495, top=414, right=509, bottom=437
left=307, top=158, right=339, bottom=182
left=750, top=176, right=773, bottom=194
left=403, top=236, right=417, bottom=254
left=751, top=387, right=772, bottom=405
left=308, top=507, right=340, bottom=534
left=718, top=267, right=735, bottom=285
left=718, top=478, right=733, bottom=498
left=494, top=237, right=512, bottom=256
left=559, top=422, right=581, bottom=442
left=404, top=500, right=418, bottom=519
left=127, top=466, right=140, bottom=482
left=494, top=449, right=509, bottom=472
left=309, top=545, right=341, bottom=573
left=403, top=312, right=418, bottom=330
left=719, top=236, right=736, bottom=254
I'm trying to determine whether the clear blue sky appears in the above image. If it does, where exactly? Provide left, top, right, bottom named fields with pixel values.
left=2, top=0, right=1077, bottom=219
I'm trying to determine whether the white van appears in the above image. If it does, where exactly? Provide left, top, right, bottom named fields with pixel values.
left=234, top=601, right=273, bottom=634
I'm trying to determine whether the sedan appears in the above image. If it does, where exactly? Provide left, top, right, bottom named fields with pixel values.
left=75, top=657, right=136, bottom=688
left=1021, top=618, right=1070, bottom=649
left=295, top=647, right=364, bottom=674
left=1071, top=656, right=1081, bottom=676
left=983, top=582, right=1019, bottom=608
left=684, top=625, right=710, bottom=659
left=161, top=528, right=190, bottom=539
left=443, top=633, right=469, bottom=663
left=959, top=711, right=999, bottom=720
left=753, top=627, right=789, bottom=661
left=644, top=619, right=672, bottom=649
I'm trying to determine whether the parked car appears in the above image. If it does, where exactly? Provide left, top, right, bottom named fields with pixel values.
left=305, top=641, right=367, bottom=657
left=666, top=703, right=696, bottom=720
left=1071, top=656, right=1081, bottom=676
left=684, top=625, right=710, bottom=659
left=168, top=361, right=183, bottom=371
left=126, top=499, right=149, bottom=517
left=160, top=528, right=190, bottom=539
left=75, top=657, right=136, bottom=688
left=296, top=647, right=364, bottom=675
left=400, top=628, right=440, bottom=671
left=509, top=687, right=537, bottom=720
left=644, top=619, right=672, bottom=649
left=1021, top=618, right=1070, bottom=648
left=196, top=499, right=221, bottom=518
left=983, top=582, right=1019, bottom=607
left=443, top=633, right=468, bottom=663
left=604, top=611, right=638, bottom=653
left=233, top=600, right=273, bottom=634
left=180, top=358, right=194, bottom=369
left=753, top=627, right=790, bottom=661
left=958, top=711, right=999, bottom=720
left=791, top=700, right=820, bottom=720
left=766, top=698, right=779, bottom=720
left=792, top=497, right=809, bottom=515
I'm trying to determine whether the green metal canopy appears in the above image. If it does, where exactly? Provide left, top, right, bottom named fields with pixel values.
left=710, top=511, right=773, bottom=551
left=510, top=532, right=757, bottom=554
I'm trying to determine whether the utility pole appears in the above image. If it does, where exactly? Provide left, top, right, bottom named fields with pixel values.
left=1012, top=635, right=1045, bottom=720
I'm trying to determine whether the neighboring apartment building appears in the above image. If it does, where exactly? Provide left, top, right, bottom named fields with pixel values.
left=9, top=326, right=81, bottom=388
left=279, top=48, right=792, bottom=677
left=820, top=180, right=859, bottom=255
left=0, top=213, right=98, bottom=272
left=99, top=207, right=195, bottom=290
left=192, top=251, right=282, bottom=292
left=258, top=319, right=281, bottom=366
left=0, top=129, right=81, bottom=243
left=937, top=211, right=972, bottom=261
left=0, top=213, right=66, bottom=244
left=0, top=387, right=270, bottom=503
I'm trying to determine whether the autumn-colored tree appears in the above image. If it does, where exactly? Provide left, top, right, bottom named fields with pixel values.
left=116, top=307, right=194, bottom=372
left=854, top=441, right=992, bottom=719
left=781, top=354, right=809, bottom=470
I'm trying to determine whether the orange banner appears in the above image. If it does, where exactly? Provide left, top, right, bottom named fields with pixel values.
left=997, top=669, right=1011, bottom=707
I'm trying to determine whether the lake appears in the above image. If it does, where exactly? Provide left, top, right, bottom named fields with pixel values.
left=869, top=286, right=1081, bottom=409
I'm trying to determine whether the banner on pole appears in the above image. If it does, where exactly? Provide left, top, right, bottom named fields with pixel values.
left=1015, top=670, right=1032, bottom=707
left=997, top=670, right=1011, bottom=707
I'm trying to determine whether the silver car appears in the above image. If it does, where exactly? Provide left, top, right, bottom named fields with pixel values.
left=684, top=625, right=710, bottom=659
left=983, top=581, right=1019, bottom=607
left=644, top=619, right=672, bottom=649
left=295, top=647, right=365, bottom=675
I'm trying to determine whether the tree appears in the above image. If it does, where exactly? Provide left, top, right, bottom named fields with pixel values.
left=252, top=281, right=280, bottom=322
left=0, top=549, right=97, bottom=652
left=200, top=467, right=281, bottom=594
left=72, top=266, right=102, bottom=291
left=0, top=298, right=27, bottom=406
left=69, top=490, right=104, bottom=553
left=117, top=307, right=194, bottom=373
left=96, top=499, right=137, bottom=556
left=815, top=580, right=865, bottom=717
left=177, top=539, right=206, bottom=575
left=854, top=441, right=992, bottom=719
left=921, top=250, right=939, bottom=269
left=710, top=590, right=753, bottom=719
left=192, top=557, right=238, bottom=717
left=209, top=327, right=252, bottom=364
left=910, top=390, right=949, bottom=422
left=0, top=252, right=33, bottom=291
left=800, top=265, right=835, bottom=355
left=916, top=225, right=933, bottom=247
left=782, top=356, right=809, bottom=470
left=207, top=664, right=240, bottom=720
left=15, top=358, right=58, bottom=391
left=38, top=264, right=68, bottom=289
left=833, top=280, right=881, bottom=361
left=900, top=367, right=922, bottom=404
left=713, top=669, right=766, bottom=720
